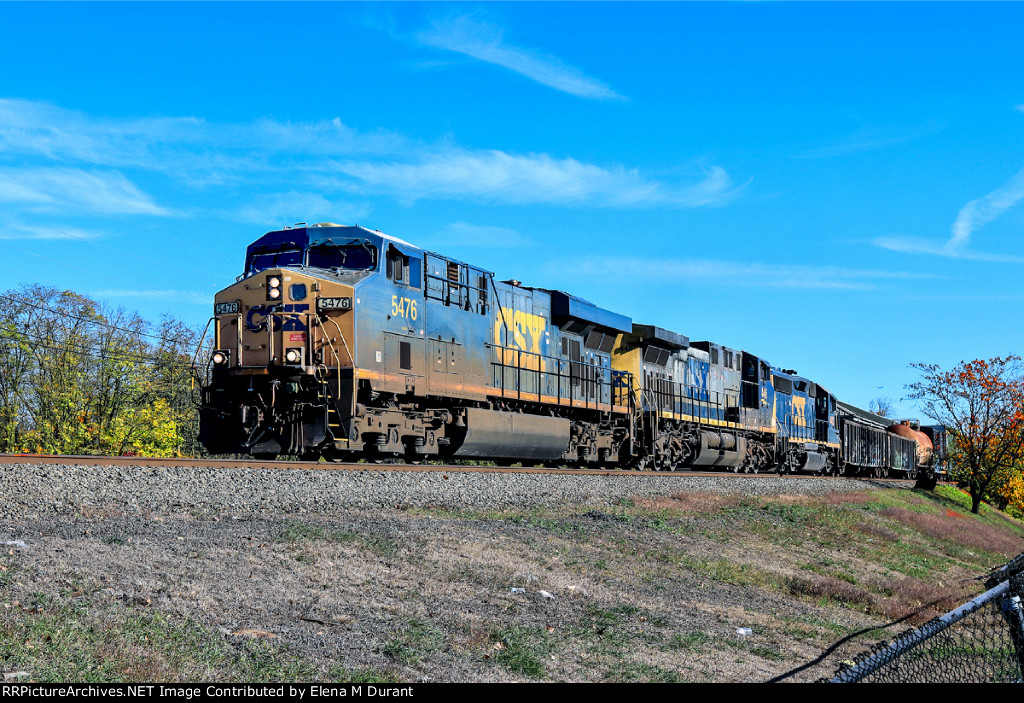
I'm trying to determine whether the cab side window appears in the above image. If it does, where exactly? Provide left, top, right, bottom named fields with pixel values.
left=388, top=251, right=406, bottom=284
left=388, top=247, right=422, bottom=289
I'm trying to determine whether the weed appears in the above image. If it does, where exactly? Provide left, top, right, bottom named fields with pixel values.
left=0, top=599, right=323, bottom=682
left=681, top=556, right=777, bottom=588
left=725, top=638, right=786, bottom=661
left=668, top=631, right=713, bottom=651
left=489, top=626, right=550, bottom=679
left=878, top=506, right=1024, bottom=558
left=382, top=618, right=445, bottom=667
left=279, top=520, right=357, bottom=544
left=604, top=660, right=687, bottom=682
left=360, top=535, right=401, bottom=557
left=788, top=574, right=875, bottom=609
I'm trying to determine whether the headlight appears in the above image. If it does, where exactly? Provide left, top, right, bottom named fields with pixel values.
left=284, top=348, right=302, bottom=364
left=266, top=275, right=282, bottom=301
left=211, top=350, right=230, bottom=366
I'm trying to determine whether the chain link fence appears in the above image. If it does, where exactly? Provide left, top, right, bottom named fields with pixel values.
left=827, top=552, right=1024, bottom=683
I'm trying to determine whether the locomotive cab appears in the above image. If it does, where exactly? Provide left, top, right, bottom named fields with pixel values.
left=199, top=224, right=388, bottom=458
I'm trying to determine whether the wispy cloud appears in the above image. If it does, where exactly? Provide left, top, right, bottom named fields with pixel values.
left=0, top=98, right=204, bottom=169
left=948, top=166, right=1024, bottom=250
left=874, top=165, right=1024, bottom=262
left=794, top=123, right=937, bottom=159
left=0, top=166, right=171, bottom=216
left=557, top=257, right=935, bottom=290
left=425, top=222, right=530, bottom=249
left=0, top=97, right=741, bottom=215
left=231, top=192, right=372, bottom=227
left=417, top=15, right=624, bottom=101
left=323, top=151, right=740, bottom=207
left=873, top=235, right=1024, bottom=263
left=0, top=221, right=103, bottom=241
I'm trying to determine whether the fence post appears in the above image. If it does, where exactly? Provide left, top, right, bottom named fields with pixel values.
left=1001, top=574, right=1024, bottom=682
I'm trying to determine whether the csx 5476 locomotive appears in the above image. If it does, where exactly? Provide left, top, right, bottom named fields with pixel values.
left=198, top=223, right=934, bottom=480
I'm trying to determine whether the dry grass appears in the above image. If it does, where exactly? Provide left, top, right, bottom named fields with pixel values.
left=637, top=492, right=742, bottom=514
left=819, top=491, right=875, bottom=506
left=853, top=522, right=902, bottom=542
left=879, top=506, right=1024, bottom=555
left=788, top=575, right=876, bottom=609
left=787, top=572, right=970, bottom=625
left=3, top=484, right=1022, bottom=683
left=870, top=576, right=968, bottom=621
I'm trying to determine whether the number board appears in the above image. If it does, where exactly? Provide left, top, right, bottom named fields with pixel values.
left=317, top=296, right=353, bottom=312
left=215, top=301, right=240, bottom=315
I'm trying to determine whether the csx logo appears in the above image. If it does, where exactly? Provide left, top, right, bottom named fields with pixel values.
left=246, top=304, right=310, bottom=332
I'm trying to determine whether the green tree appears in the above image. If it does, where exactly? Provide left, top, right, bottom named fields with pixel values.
left=0, top=284, right=204, bottom=457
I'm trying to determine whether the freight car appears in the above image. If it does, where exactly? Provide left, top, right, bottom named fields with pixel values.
left=197, top=223, right=933, bottom=480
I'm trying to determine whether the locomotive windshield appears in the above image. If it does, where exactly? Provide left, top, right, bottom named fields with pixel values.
left=247, top=247, right=303, bottom=274
left=307, top=242, right=377, bottom=271
left=244, top=240, right=378, bottom=275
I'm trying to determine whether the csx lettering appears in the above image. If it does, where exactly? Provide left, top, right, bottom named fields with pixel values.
left=390, top=296, right=417, bottom=321
left=493, top=307, right=545, bottom=355
left=246, top=304, right=310, bottom=332
left=792, top=396, right=807, bottom=427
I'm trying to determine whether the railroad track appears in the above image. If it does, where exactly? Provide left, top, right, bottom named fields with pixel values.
left=0, top=453, right=916, bottom=482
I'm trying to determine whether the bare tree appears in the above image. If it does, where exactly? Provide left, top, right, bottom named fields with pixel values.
left=869, top=397, right=895, bottom=417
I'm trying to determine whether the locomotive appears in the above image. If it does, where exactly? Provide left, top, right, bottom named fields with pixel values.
left=197, top=223, right=936, bottom=482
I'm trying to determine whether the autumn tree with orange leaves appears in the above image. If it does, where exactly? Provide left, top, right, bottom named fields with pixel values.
left=907, top=356, right=1024, bottom=514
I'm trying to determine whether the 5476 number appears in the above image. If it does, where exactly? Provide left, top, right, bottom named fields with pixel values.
left=391, top=295, right=417, bottom=320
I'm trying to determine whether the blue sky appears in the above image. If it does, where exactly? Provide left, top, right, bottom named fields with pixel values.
left=1, top=2, right=1022, bottom=420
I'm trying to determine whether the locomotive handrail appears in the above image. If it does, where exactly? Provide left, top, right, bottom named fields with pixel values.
left=645, top=375, right=741, bottom=429
left=265, top=309, right=315, bottom=366
left=193, top=316, right=215, bottom=374
left=317, top=315, right=352, bottom=399
left=484, top=343, right=625, bottom=411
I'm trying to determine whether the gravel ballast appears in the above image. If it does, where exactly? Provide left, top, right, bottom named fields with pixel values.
left=0, top=462, right=902, bottom=517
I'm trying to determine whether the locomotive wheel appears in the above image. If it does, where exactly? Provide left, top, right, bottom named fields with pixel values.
left=322, top=447, right=355, bottom=463
left=252, top=452, right=278, bottom=461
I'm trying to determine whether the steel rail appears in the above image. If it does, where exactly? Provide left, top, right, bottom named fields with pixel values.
left=0, top=453, right=921, bottom=481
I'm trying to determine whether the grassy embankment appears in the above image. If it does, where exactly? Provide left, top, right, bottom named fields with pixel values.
left=2, top=484, right=1022, bottom=682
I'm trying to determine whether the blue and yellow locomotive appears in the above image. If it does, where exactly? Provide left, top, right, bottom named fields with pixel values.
left=198, top=223, right=926, bottom=478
